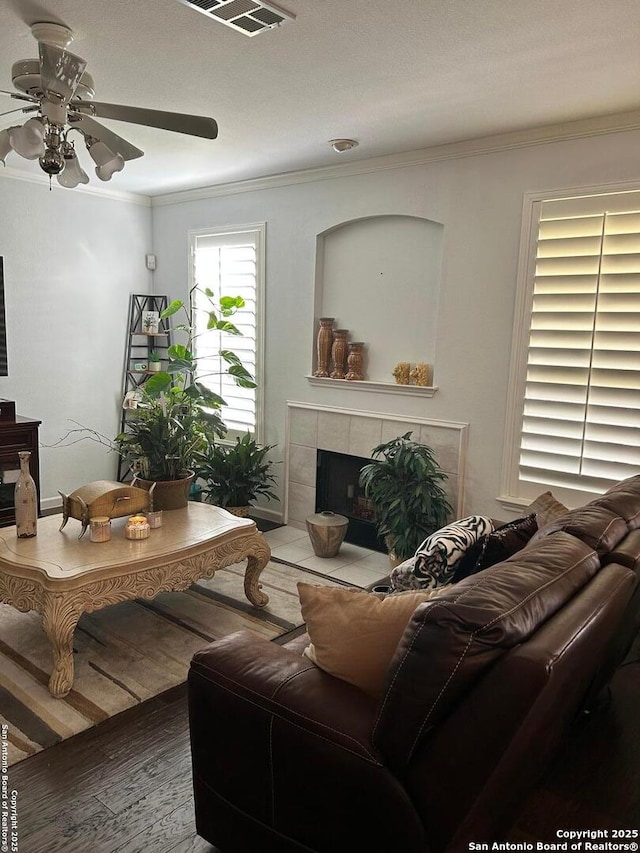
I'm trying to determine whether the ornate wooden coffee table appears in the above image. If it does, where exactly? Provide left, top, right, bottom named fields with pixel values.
left=0, top=503, right=271, bottom=698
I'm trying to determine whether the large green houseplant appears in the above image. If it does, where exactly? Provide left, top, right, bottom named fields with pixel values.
left=195, top=432, right=279, bottom=515
left=116, top=289, right=255, bottom=503
left=358, top=431, right=452, bottom=562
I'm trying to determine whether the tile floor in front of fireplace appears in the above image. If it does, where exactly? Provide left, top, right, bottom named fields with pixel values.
left=261, top=523, right=392, bottom=588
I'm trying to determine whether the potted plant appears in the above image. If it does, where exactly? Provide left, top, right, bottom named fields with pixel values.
left=195, top=432, right=279, bottom=516
left=115, top=289, right=256, bottom=509
left=358, top=431, right=452, bottom=563
left=148, top=350, right=162, bottom=372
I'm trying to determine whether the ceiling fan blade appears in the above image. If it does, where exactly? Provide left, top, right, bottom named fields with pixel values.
left=71, top=101, right=218, bottom=139
left=0, top=90, right=38, bottom=103
left=69, top=114, right=144, bottom=161
left=0, top=105, right=38, bottom=119
left=39, top=41, right=87, bottom=104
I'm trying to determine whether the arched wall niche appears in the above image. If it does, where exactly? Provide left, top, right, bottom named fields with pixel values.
left=313, top=214, right=444, bottom=383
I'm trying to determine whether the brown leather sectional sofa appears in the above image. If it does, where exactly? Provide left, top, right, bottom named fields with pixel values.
left=188, top=476, right=640, bottom=852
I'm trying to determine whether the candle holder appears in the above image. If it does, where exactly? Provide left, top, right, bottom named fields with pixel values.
left=345, top=342, right=365, bottom=381
left=89, top=516, right=111, bottom=543
left=125, top=515, right=150, bottom=540
left=314, top=318, right=334, bottom=377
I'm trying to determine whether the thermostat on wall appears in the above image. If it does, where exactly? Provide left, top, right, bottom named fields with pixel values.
left=145, top=254, right=156, bottom=271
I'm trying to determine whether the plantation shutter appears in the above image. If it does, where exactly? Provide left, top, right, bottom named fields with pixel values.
left=193, top=229, right=259, bottom=437
left=520, top=190, right=640, bottom=492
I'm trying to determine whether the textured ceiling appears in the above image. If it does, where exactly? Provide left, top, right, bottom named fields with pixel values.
left=1, top=0, right=640, bottom=197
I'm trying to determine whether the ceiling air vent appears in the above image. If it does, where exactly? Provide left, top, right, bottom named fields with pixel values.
left=177, top=0, right=295, bottom=36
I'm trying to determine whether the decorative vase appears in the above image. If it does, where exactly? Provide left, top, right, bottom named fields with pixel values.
left=15, top=450, right=37, bottom=538
left=330, top=329, right=349, bottom=379
left=305, top=511, right=349, bottom=557
left=314, top=318, right=334, bottom=377
left=345, top=342, right=365, bottom=381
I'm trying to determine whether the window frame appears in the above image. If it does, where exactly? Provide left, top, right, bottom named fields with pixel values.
left=188, top=222, right=266, bottom=445
left=500, top=180, right=640, bottom=511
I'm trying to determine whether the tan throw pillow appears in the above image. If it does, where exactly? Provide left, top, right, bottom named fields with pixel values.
left=526, top=491, right=569, bottom=528
left=298, top=582, right=436, bottom=698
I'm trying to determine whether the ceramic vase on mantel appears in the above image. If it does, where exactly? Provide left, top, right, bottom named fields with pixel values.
left=314, top=318, right=335, bottom=377
left=15, top=450, right=37, bottom=538
left=330, top=329, right=349, bottom=379
left=345, top=342, right=365, bottom=381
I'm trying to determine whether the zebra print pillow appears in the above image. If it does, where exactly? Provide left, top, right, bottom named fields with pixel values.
left=391, top=516, right=494, bottom=592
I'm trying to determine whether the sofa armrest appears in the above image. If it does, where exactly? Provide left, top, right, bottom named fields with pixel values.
left=188, top=630, right=427, bottom=853
left=189, top=629, right=379, bottom=761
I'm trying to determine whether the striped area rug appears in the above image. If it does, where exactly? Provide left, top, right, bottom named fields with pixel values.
left=0, top=558, right=346, bottom=766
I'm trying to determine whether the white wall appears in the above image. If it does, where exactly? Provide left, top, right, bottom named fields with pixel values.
left=0, top=176, right=152, bottom=507
left=152, top=127, right=640, bottom=520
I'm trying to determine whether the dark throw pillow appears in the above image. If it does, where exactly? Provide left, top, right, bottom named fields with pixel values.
left=452, top=514, right=538, bottom=582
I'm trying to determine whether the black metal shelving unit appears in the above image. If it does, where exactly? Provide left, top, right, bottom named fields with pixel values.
left=118, top=294, right=173, bottom=481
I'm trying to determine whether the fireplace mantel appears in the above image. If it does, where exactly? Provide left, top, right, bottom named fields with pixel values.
left=305, top=376, right=438, bottom=397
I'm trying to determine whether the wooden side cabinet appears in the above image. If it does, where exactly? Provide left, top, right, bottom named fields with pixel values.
left=0, top=415, right=41, bottom=527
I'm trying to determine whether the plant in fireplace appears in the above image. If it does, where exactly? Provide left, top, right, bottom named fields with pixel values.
left=358, top=431, right=452, bottom=562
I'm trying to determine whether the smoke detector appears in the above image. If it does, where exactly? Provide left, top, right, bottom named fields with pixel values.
left=177, top=0, right=295, bottom=36
left=330, top=139, right=359, bottom=153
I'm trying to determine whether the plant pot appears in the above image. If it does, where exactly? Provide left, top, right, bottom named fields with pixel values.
left=223, top=506, right=250, bottom=517
left=133, top=471, right=195, bottom=511
left=147, top=362, right=162, bottom=372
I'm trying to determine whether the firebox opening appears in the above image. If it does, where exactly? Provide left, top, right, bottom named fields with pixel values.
left=315, top=449, right=386, bottom=553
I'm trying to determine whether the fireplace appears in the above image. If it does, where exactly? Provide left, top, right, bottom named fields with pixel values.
left=285, top=402, right=468, bottom=536
left=315, top=449, right=385, bottom=552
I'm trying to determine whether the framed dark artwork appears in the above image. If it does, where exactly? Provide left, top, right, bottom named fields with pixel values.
left=0, top=259, right=6, bottom=376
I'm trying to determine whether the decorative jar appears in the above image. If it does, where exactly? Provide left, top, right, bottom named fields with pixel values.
left=89, top=516, right=111, bottom=543
left=125, top=515, right=150, bottom=540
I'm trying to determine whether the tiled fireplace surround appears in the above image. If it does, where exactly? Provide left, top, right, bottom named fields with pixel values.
left=285, top=402, right=469, bottom=528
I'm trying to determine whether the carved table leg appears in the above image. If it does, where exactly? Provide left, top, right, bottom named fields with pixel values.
left=41, top=592, right=83, bottom=698
left=243, top=532, right=271, bottom=608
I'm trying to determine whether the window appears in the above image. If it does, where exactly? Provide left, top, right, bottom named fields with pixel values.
left=190, top=224, right=265, bottom=442
left=502, top=187, right=640, bottom=506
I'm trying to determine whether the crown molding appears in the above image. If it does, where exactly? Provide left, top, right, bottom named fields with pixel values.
left=151, top=108, right=640, bottom=208
left=0, top=165, right=151, bottom=206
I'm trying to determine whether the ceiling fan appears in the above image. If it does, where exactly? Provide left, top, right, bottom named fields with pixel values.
left=0, top=22, right=218, bottom=188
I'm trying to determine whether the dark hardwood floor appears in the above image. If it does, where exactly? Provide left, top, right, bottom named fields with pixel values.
left=11, top=636, right=640, bottom=852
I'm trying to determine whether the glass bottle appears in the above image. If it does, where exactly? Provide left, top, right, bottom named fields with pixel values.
left=15, top=451, right=37, bottom=538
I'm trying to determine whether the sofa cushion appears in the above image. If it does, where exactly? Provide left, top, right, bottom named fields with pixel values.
left=452, top=515, right=538, bottom=582
left=405, top=516, right=494, bottom=591
left=298, top=582, right=437, bottom=698
left=372, top=531, right=600, bottom=771
left=588, top=475, right=640, bottom=531
left=525, top=491, right=569, bottom=527
left=531, top=505, right=628, bottom=556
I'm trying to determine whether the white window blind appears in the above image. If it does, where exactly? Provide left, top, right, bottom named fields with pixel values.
left=516, top=189, right=640, bottom=497
left=191, top=225, right=264, bottom=441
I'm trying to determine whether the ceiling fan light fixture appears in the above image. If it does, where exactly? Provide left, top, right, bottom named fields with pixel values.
left=330, top=138, right=359, bottom=153
left=9, top=117, right=46, bottom=159
left=2, top=20, right=218, bottom=188
left=86, top=137, right=125, bottom=180
left=0, top=130, right=13, bottom=165
left=57, top=144, right=89, bottom=188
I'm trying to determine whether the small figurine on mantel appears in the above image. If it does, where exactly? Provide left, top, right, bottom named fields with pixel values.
left=392, top=362, right=410, bottom=385
left=410, top=362, right=432, bottom=386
